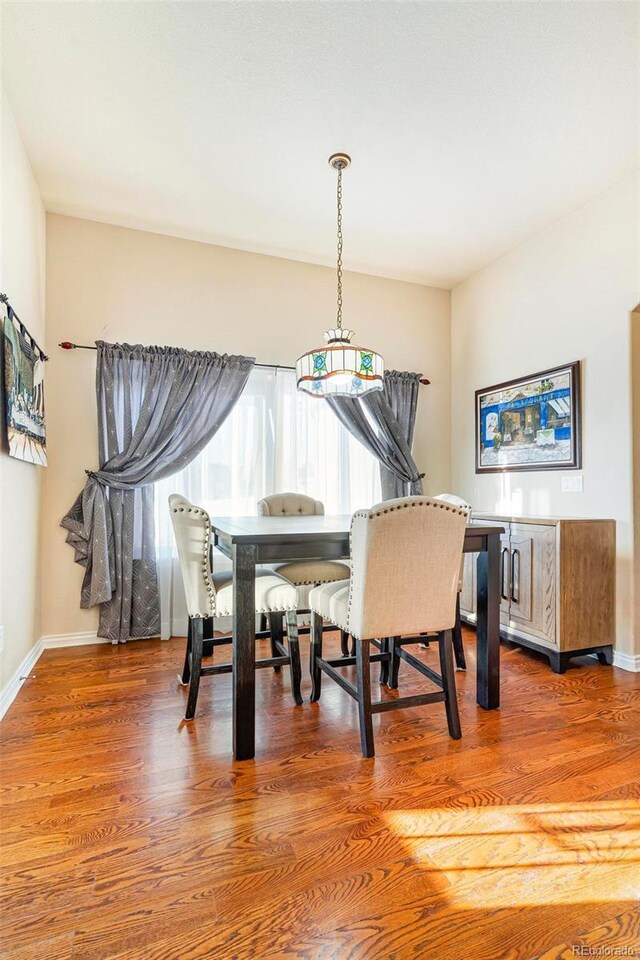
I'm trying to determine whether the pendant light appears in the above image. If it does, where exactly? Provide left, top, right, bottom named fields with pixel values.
left=296, top=153, right=384, bottom=397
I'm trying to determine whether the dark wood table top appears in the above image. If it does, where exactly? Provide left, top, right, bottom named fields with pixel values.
left=211, top=514, right=505, bottom=545
left=211, top=514, right=353, bottom=543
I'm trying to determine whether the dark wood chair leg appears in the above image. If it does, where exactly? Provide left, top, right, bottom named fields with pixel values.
left=179, top=621, right=192, bottom=685
left=310, top=611, right=323, bottom=702
left=203, top=616, right=215, bottom=658
left=388, top=636, right=401, bottom=689
left=285, top=610, right=303, bottom=706
left=269, top=612, right=283, bottom=673
left=438, top=629, right=461, bottom=740
left=340, top=630, right=350, bottom=657
left=452, top=595, right=466, bottom=670
left=185, top=617, right=204, bottom=720
left=355, top=640, right=375, bottom=758
left=349, top=635, right=357, bottom=656
left=378, top=638, right=389, bottom=684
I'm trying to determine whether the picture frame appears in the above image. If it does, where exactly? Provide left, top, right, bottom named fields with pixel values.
left=1, top=299, right=48, bottom=466
left=475, top=361, right=581, bottom=473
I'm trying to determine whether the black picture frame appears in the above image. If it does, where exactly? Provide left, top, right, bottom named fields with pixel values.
left=475, top=361, right=582, bottom=474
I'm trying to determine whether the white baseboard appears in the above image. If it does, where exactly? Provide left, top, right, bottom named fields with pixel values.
left=0, top=638, right=43, bottom=721
left=41, top=631, right=104, bottom=649
left=42, top=632, right=161, bottom=648
left=1, top=632, right=107, bottom=721
left=613, top=650, right=640, bottom=672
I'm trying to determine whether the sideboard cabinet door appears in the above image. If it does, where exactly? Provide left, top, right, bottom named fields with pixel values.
left=508, top=522, right=556, bottom=646
left=460, top=551, right=476, bottom=618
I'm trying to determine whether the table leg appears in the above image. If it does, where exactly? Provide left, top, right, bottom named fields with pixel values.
left=232, top=543, right=257, bottom=760
left=476, top=532, right=501, bottom=709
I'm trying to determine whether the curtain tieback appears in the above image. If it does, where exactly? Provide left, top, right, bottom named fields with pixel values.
left=410, top=472, right=425, bottom=483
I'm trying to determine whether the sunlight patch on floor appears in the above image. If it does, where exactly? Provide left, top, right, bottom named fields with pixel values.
left=385, top=800, right=640, bottom=907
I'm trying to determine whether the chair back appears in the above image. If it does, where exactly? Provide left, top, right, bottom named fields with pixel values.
left=169, top=494, right=215, bottom=618
left=434, top=492, right=472, bottom=511
left=348, top=496, right=470, bottom=640
left=434, top=493, right=471, bottom=589
left=257, top=492, right=324, bottom=516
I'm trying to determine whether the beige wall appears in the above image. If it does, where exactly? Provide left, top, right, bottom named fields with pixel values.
left=632, top=305, right=640, bottom=654
left=452, top=176, right=639, bottom=658
left=0, top=91, right=47, bottom=689
left=43, top=214, right=451, bottom=638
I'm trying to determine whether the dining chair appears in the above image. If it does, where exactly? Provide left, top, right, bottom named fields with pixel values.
left=308, top=496, right=468, bottom=758
left=169, top=494, right=302, bottom=719
left=433, top=493, right=472, bottom=670
left=257, top=492, right=352, bottom=654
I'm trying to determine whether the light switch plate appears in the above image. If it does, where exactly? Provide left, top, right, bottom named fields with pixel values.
left=562, top=475, right=583, bottom=493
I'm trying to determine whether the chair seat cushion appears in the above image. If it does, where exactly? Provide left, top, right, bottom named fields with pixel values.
left=213, top=569, right=298, bottom=617
left=272, top=559, right=351, bottom=586
left=309, top=579, right=351, bottom=633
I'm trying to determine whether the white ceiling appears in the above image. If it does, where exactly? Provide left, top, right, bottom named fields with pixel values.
left=2, top=2, right=638, bottom=289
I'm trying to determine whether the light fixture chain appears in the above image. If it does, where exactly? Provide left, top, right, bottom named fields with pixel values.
left=336, top=165, right=343, bottom=330
left=296, top=152, right=384, bottom=397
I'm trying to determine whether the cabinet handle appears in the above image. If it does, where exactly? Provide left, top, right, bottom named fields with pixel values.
left=501, top=547, right=509, bottom=601
left=511, top=548, right=519, bottom=604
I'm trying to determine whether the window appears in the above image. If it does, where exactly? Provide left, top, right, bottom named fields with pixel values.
left=155, top=366, right=380, bottom=636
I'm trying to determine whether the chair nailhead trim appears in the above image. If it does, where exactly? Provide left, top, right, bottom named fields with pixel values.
left=353, top=497, right=468, bottom=521
left=174, top=499, right=216, bottom=617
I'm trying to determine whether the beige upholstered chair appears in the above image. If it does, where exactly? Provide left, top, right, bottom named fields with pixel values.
left=257, top=492, right=324, bottom=517
left=257, top=492, right=350, bottom=586
left=434, top=493, right=472, bottom=670
left=169, top=494, right=302, bottom=720
left=257, top=492, right=352, bottom=653
left=309, top=496, right=469, bottom=757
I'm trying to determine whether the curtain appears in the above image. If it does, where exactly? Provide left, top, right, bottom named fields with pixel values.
left=326, top=372, right=424, bottom=501
left=61, top=342, right=254, bottom=643
left=155, top=366, right=381, bottom=638
left=380, top=370, right=423, bottom=499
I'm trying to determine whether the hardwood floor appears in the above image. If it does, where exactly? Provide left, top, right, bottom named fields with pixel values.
left=1, top=630, right=640, bottom=960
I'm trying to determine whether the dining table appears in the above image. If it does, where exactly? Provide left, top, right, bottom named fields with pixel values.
left=211, top=514, right=504, bottom=760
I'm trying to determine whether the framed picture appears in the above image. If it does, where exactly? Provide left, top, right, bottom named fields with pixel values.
left=475, top=361, right=581, bottom=473
left=2, top=301, right=48, bottom=466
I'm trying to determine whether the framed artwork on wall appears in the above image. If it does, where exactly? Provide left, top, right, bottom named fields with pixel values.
left=475, top=361, right=581, bottom=473
left=1, top=297, right=48, bottom=466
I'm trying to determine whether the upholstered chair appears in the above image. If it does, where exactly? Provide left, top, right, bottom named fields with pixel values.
left=169, top=494, right=302, bottom=720
left=308, top=496, right=469, bottom=758
left=257, top=492, right=352, bottom=653
left=257, top=492, right=325, bottom=517
left=434, top=493, right=472, bottom=669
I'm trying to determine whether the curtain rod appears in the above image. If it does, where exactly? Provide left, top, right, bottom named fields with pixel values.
left=57, top=342, right=430, bottom=384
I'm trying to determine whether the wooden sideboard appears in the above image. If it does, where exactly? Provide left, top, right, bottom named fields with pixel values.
left=460, top=514, right=615, bottom=673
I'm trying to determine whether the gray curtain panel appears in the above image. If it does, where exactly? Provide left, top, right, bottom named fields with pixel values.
left=327, top=369, right=424, bottom=501
left=62, top=342, right=254, bottom=643
left=381, top=370, right=423, bottom=499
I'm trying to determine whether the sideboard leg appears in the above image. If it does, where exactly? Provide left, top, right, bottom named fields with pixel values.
left=549, top=651, right=568, bottom=674
left=596, top=646, right=614, bottom=665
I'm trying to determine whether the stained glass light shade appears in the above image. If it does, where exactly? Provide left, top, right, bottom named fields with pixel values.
left=296, top=329, right=384, bottom=398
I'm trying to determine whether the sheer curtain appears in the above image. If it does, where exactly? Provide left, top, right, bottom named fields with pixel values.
left=155, top=367, right=381, bottom=637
